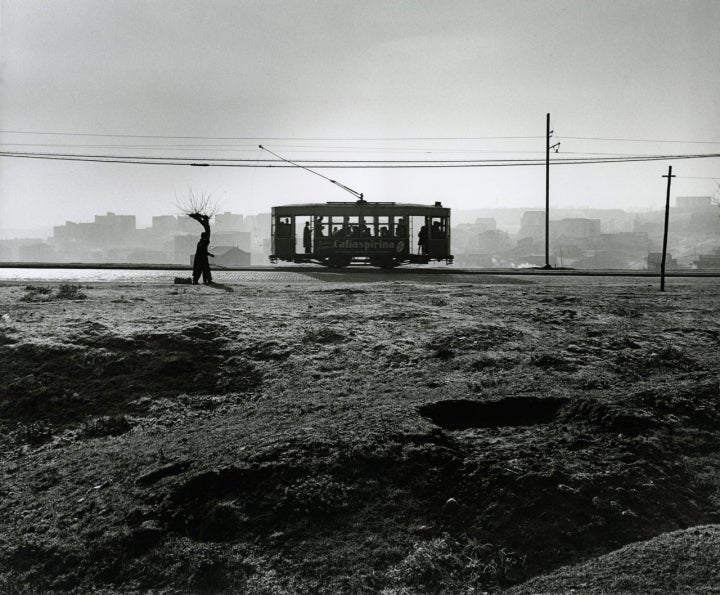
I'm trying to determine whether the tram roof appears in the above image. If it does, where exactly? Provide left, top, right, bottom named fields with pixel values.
left=271, top=201, right=451, bottom=216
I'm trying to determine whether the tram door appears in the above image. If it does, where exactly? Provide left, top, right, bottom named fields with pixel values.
left=291, top=216, right=328, bottom=257
left=410, top=216, right=426, bottom=256
left=274, top=215, right=294, bottom=259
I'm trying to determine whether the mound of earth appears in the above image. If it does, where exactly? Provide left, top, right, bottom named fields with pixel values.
left=505, top=524, right=720, bottom=594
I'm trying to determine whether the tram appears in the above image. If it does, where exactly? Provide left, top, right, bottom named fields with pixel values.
left=269, top=199, right=453, bottom=268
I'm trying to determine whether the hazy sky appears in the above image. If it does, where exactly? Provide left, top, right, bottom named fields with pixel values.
left=1, top=0, right=719, bottom=232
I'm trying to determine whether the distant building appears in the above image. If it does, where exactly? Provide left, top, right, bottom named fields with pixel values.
left=215, top=212, right=244, bottom=232
left=675, top=196, right=712, bottom=208
left=647, top=252, right=678, bottom=270
left=474, top=218, right=497, bottom=232
left=0, top=242, right=12, bottom=261
left=599, top=232, right=648, bottom=251
left=554, top=218, right=601, bottom=240
left=152, top=215, right=178, bottom=231
left=518, top=211, right=545, bottom=240
left=53, top=212, right=136, bottom=246
left=452, top=219, right=501, bottom=257
left=177, top=216, right=198, bottom=233
left=212, top=246, right=251, bottom=267
left=95, top=212, right=135, bottom=232
left=694, top=254, right=720, bottom=270
left=19, top=242, right=56, bottom=262
left=477, top=229, right=511, bottom=254
left=213, top=231, right=251, bottom=252
left=175, top=234, right=198, bottom=264
left=54, top=221, right=104, bottom=244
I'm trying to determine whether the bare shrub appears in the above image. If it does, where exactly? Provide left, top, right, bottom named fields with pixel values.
left=20, top=284, right=86, bottom=302
left=56, top=284, right=87, bottom=300
left=20, top=285, right=53, bottom=302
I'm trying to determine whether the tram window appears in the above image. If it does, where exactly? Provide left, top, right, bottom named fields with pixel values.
left=331, top=217, right=347, bottom=237
left=344, top=216, right=361, bottom=237
left=276, top=217, right=292, bottom=238
left=429, top=217, right=447, bottom=239
left=374, top=216, right=390, bottom=237
left=327, top=217, right=341, bottom=237
left=393, top=217, right=408, bottom=237
left=314, top=215, right=325, bottom=236
left=359, top=217, right=372, bottom=237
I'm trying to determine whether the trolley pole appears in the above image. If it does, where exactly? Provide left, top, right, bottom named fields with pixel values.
left=660, top=165, right=675, bottom=292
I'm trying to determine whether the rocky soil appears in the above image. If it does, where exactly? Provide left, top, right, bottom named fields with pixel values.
left=0, top=273, right=719, bottom=593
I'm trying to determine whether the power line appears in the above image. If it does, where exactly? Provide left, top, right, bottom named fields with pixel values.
left=0, top=130, right=544, bottom=142
left=560, top=135, right=720, bottom=144
left=0, top=142, right=696, bottom=159
left=2, top=150, right=719, bottom=168
left=3, top=129, right=718, bottom=145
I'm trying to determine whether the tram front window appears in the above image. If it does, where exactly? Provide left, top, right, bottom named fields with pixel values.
left=276, top=217, right=292, bottom=238
left=429, top=217, right=447, bottom=239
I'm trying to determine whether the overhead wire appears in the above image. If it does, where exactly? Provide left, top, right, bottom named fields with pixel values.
left=0, top=129, right=545, bottom=141
left=1, top=149, right=719, bottom=168
left=558, top=136, right=720, bottom=145
left=2, top=127, right=719, bottom=174
left=3, top=129, right=720, bottom=145
left=2, top=142, right=698, bottom=158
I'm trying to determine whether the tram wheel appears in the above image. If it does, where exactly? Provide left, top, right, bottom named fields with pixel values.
left=328, top=256, right=351, bottom=268
left=369, top=256, right=399, bottom=269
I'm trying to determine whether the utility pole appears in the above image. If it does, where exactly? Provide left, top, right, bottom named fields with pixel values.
left=660, top=165, right=675, bottom=292
left=545, top=113, right=560, bottom=269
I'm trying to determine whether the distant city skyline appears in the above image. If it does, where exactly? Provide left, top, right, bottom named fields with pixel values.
left=1, top=194, right=716, bottom=240
left=1, top=1, right=719, bottom=232
left=2, top=195, right=718, bottom=270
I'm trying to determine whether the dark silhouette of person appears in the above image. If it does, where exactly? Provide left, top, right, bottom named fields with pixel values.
left=189, top=213, right=214, bottom=284
left=418, top=225, right=428, bottom=254
left=303, top=221, right=312, bottom=253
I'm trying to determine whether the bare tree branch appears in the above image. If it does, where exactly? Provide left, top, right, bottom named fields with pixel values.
left=174, top=186, right=221, bottom=218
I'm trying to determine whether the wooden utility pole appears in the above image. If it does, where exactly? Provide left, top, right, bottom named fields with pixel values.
left=545, top=113, right=560, bottom=269
left=545, top=113, right=550, bottom=268
left=660, top=165, right=675, bottom=292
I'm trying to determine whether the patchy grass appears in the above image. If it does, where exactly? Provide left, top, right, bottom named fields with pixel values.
left=57, top=283, right=87, bottom=300
left=385, top=535, right=525, bottom=593
left=80, top=415, right=133, bottom=438
left=0, top=277, right=718, bottom=593
left=21, top=284, right=87, bottom=302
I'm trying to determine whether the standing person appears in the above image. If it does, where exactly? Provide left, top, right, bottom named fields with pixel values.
left=303, top=221, right=312, bottom=254
left=190, top=213, right=214, bottom=285
left=418, top=225, right=428, bottom=254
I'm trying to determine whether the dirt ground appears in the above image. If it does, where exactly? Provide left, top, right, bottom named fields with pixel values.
left=0, top=272, right=719, bottom=593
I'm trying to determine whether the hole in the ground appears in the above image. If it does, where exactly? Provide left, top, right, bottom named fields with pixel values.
left=418, top=397, right=569, bottom=430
